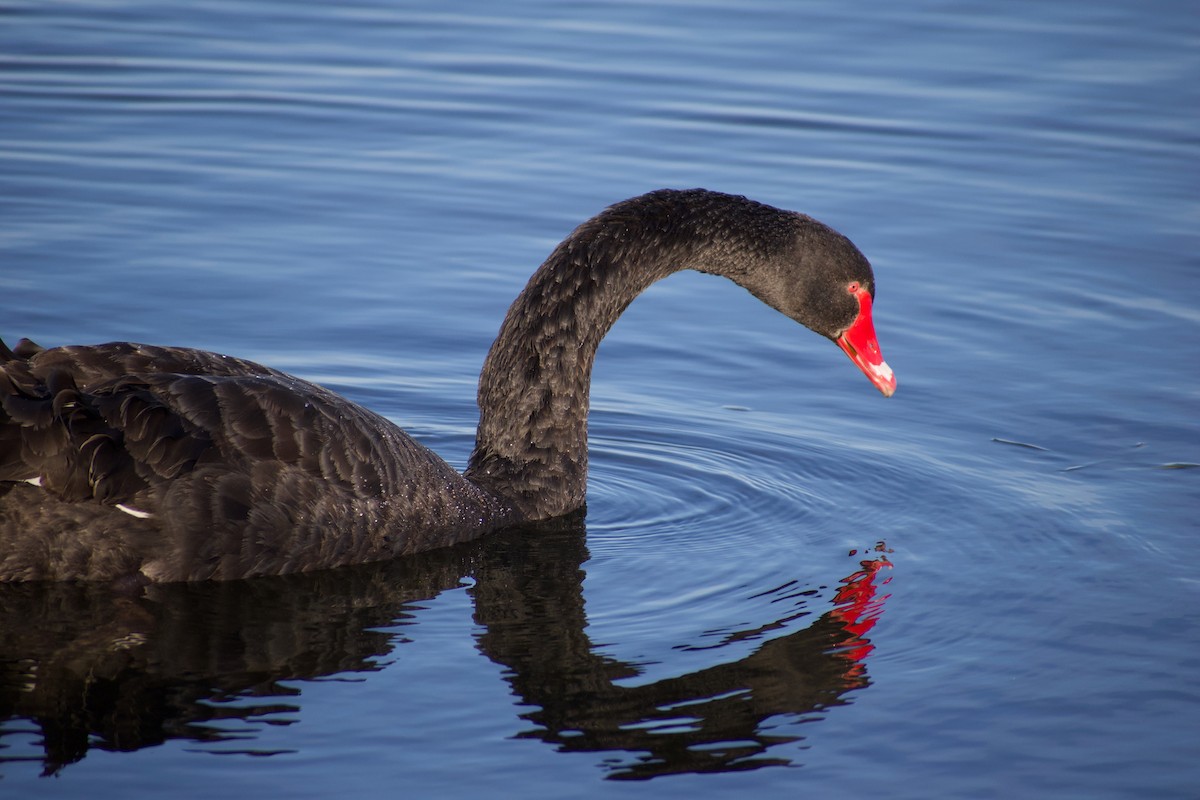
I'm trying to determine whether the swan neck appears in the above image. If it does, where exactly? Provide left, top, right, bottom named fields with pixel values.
left=466, top=213, right=687, bottom=518
left=464, top=190, right=791, bottom=520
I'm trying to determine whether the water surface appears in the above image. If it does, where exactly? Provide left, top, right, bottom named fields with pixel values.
left=1, top=1, right=1197, bottom=797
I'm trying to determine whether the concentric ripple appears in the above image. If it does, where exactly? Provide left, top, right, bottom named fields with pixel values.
left=575, top=401, right=904, bottom=679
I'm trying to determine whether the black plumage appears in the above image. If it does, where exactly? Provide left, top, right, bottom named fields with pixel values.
left=0, top=189, right=892, bottom=582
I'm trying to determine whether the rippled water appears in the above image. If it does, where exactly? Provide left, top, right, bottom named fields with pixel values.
left=2, top=1, right=1198, bottom=797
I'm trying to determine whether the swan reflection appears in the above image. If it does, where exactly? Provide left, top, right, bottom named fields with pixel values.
left=0, top=524, right=891, bottom=779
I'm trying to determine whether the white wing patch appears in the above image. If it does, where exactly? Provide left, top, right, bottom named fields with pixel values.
left=25, top=477, right=153, bottom=520
left=115, top=504, right=154, bottom=520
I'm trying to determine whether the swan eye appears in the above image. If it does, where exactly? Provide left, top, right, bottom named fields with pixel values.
left=847, top=281, right=861, bottom=294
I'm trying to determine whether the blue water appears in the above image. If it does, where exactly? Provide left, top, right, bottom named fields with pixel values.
left=2, top=1, right=1198, bottom=797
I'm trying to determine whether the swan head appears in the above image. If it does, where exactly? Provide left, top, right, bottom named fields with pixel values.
left=723, top=208, right=897, bottom=397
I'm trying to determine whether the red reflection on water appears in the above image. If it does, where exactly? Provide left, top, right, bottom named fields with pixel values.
left=828, top=543, right=893, bottom=671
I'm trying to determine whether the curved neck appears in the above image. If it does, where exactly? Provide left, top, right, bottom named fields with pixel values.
left=465, top=190, right=797, bottom=520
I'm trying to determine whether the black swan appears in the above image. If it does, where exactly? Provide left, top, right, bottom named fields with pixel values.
left=0, top=189, right=895, bottom=583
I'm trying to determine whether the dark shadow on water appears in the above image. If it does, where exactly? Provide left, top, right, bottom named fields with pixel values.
left=0, top=521, right=891, bottom=780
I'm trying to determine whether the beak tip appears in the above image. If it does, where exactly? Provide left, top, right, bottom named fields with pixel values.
left=870, top=360, right=897, bottom=397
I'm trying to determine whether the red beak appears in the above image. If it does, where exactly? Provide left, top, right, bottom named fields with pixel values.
left=835, top=288, right=896, bottom=397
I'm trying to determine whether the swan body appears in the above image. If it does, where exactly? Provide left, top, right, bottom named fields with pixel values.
left=0, top=189, right=895, bottom=582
